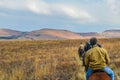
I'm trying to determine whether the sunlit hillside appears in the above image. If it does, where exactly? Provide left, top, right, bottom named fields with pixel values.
left=0, top=38, right=120, bottom=80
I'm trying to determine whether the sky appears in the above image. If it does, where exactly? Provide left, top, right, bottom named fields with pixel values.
left=0, top=0, right=120, bottom=32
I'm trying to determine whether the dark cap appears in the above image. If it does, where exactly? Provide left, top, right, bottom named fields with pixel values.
left=90, top=37, right=97, bottom=46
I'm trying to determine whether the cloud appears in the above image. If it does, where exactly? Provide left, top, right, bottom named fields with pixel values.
left=58, top=5, right=95, bottom=23
left=53, top=4, right=91, bottom=19
left=106, top=0, right=120, bottom=15
left=0, top=0, right=27, bottom=10
left=27, top=0, right=94, bottom=23
left=27, top=0, right=51, bottom=15
left=104, top=0, right=120, bottom=24
left=0, top=0, right=94, bottom=23
left=0, top=0, right=93, bottom=22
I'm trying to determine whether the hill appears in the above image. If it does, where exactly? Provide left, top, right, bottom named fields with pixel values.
left=0, top=28, right=120, bottom=40
left=18, top=28, right=82, bottom=40
left=78, top=32, right=102, bottom=38
left=100, top=29, right=120, bottom=38
left=0, top=28, right=25, bottom=39
left=78, top=29, right=120, bottom=38
left=104, top=29, right=120, bottom=32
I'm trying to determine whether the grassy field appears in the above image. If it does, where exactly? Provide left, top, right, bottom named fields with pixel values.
left=0, top=38, right=120, bottom=80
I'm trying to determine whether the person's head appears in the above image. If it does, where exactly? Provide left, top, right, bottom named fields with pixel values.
left=90, top=37, right=97, bottom=46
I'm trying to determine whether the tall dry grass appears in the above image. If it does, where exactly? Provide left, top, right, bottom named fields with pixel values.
left=0, top=38, right=120, bottom=80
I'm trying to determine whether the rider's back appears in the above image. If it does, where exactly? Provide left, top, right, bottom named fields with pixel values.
left=85, top=45, right=110, bottom=70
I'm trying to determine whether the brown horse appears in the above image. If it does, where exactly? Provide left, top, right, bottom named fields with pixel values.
left=88, top=72, right=111, bottom=80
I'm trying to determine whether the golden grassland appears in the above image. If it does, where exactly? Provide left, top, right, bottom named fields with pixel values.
left=0, top=38, right=120, bottom=80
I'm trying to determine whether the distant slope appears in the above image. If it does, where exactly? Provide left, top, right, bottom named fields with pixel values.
left=104, top=29, right=120, bottom=32
left=0, top=28, right=120, bottom=40
left=18, top=28, right=82, bottom=40
left=0, top=28, right=25, bottom=39
left=78, top=32, right=103, bottom=38
left=100, top=29, right=120, bottom=38
left=78, top=29, right=120, bottom=38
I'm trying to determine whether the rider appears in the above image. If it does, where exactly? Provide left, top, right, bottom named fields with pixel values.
left=78, top=42, right=84, bottom=58
left=84, top=37, right=114, bottom=80
left=78, top=41, right=102, bottom=66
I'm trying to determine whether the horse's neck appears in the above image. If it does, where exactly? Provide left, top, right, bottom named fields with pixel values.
left=88, top=72, right=111, bottom=80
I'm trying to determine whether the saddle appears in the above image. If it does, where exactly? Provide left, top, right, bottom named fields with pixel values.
left=93, top=69, right=104, bottom=73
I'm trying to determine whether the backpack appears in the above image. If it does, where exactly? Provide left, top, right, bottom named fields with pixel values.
left=84, top=42, right=92, bottom=52
left=78, top=48, right=84, bottom=57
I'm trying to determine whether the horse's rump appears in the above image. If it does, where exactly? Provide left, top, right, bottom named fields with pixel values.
left=88, top=72, right=111, bottom=80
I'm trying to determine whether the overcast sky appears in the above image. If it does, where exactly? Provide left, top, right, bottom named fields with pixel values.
left=0, top=0, right=120, bottom=32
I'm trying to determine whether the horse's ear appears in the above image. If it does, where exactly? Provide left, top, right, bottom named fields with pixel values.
left=88, top=72, right=111, bottom=80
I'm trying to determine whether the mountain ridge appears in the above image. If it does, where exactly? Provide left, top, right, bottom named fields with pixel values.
left=104, top=29, right=120, bottom=32
left=18, top=28, right=82, bottom=40
left=0, top=28, right=120, bottom=40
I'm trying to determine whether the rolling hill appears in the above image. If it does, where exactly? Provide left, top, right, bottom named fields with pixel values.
left=78, top=29, right=120, bottom=38
left=18, top=28, right=82, bottom=40
left=100, top=29, right=120, bottom=38
left=0, top=28, right=25, bottom=39
left=0, top=28, right=120, bottom=40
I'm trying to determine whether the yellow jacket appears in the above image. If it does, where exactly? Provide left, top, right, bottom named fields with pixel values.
left=84, top=45, right=110, bottom=70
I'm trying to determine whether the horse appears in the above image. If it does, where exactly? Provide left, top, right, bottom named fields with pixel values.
left=88, top=72, right=111, bottom=80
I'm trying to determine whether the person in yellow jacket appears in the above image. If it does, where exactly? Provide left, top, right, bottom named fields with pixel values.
left=78, top=42, right=84, bottom=58
left=84, top=37, right=114, bottom=80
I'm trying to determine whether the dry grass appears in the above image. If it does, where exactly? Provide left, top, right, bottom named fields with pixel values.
left=0, top=38, right=120, bottom=80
